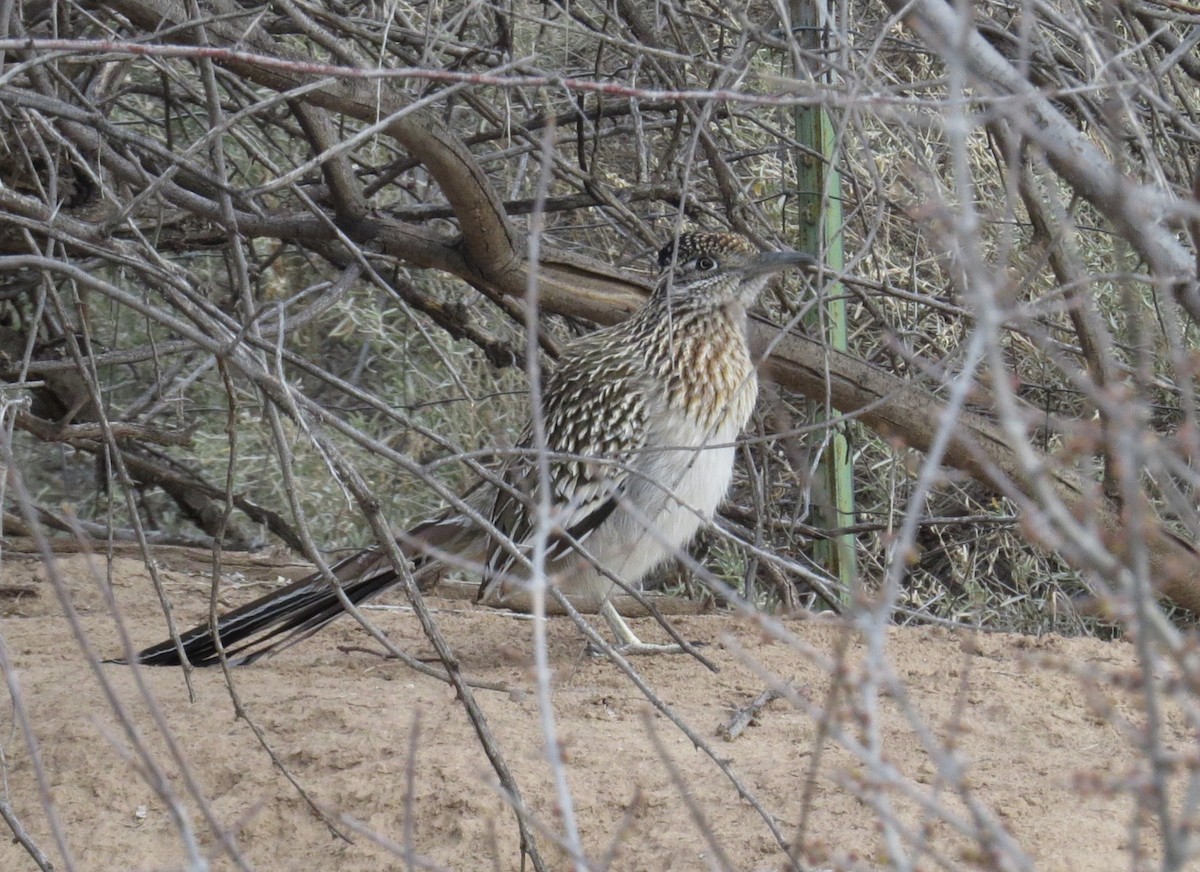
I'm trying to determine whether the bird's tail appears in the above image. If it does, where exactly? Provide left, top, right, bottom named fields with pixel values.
left=120, top=515, right=476, bottom=667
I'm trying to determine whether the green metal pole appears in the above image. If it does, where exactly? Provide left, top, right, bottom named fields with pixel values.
left=790, top=0, right=857, bottom=599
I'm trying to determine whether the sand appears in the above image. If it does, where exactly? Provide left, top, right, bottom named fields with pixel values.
left=0, top=547, right=1181, bottom=870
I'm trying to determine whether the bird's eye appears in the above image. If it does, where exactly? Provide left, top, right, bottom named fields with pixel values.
left=696, top=256, right=717, bottom=271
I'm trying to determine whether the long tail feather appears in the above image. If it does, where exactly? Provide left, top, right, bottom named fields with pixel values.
left=118, top=511, right=482, bottom=667
left=115, top=548, right=402, bottom=667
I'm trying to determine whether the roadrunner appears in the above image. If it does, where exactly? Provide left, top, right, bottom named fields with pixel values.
left=127, top=232, right=815, bottom=666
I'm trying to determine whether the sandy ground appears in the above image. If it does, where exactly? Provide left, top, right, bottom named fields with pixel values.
left=0, top=546, right=1184, bottom=871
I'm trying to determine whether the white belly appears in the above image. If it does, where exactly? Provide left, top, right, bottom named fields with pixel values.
left=562, top=407, right=743, bottom=600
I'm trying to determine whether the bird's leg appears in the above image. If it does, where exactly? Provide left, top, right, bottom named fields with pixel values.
left=599, top=599, right=685, bottom=655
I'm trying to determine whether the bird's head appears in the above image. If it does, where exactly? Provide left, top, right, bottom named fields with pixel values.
left=655, top=232, right=817, bottom=311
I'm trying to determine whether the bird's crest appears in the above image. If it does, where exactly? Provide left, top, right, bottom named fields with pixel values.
left=656, top=231, right=756, bottom=274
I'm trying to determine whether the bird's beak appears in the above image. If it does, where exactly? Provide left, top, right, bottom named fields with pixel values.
left=740, top=249, right=819, bottom=278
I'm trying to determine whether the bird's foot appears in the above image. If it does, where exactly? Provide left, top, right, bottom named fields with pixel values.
left=587, top=639, right=686, bottom=656
left=596, top=599, right=707, bottom=656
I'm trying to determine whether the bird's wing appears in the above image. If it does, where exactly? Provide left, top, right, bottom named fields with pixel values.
left=481, top=356, right=647, bottom=590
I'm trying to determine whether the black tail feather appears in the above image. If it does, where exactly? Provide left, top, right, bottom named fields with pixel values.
left=119, top=548, right=402, bottom=667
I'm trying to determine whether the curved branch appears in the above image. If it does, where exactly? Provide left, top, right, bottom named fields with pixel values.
left=106, top=0, right=520, bottom=277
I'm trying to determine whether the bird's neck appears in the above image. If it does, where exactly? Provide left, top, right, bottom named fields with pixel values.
left=632, top=300, right=757, bottom=434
